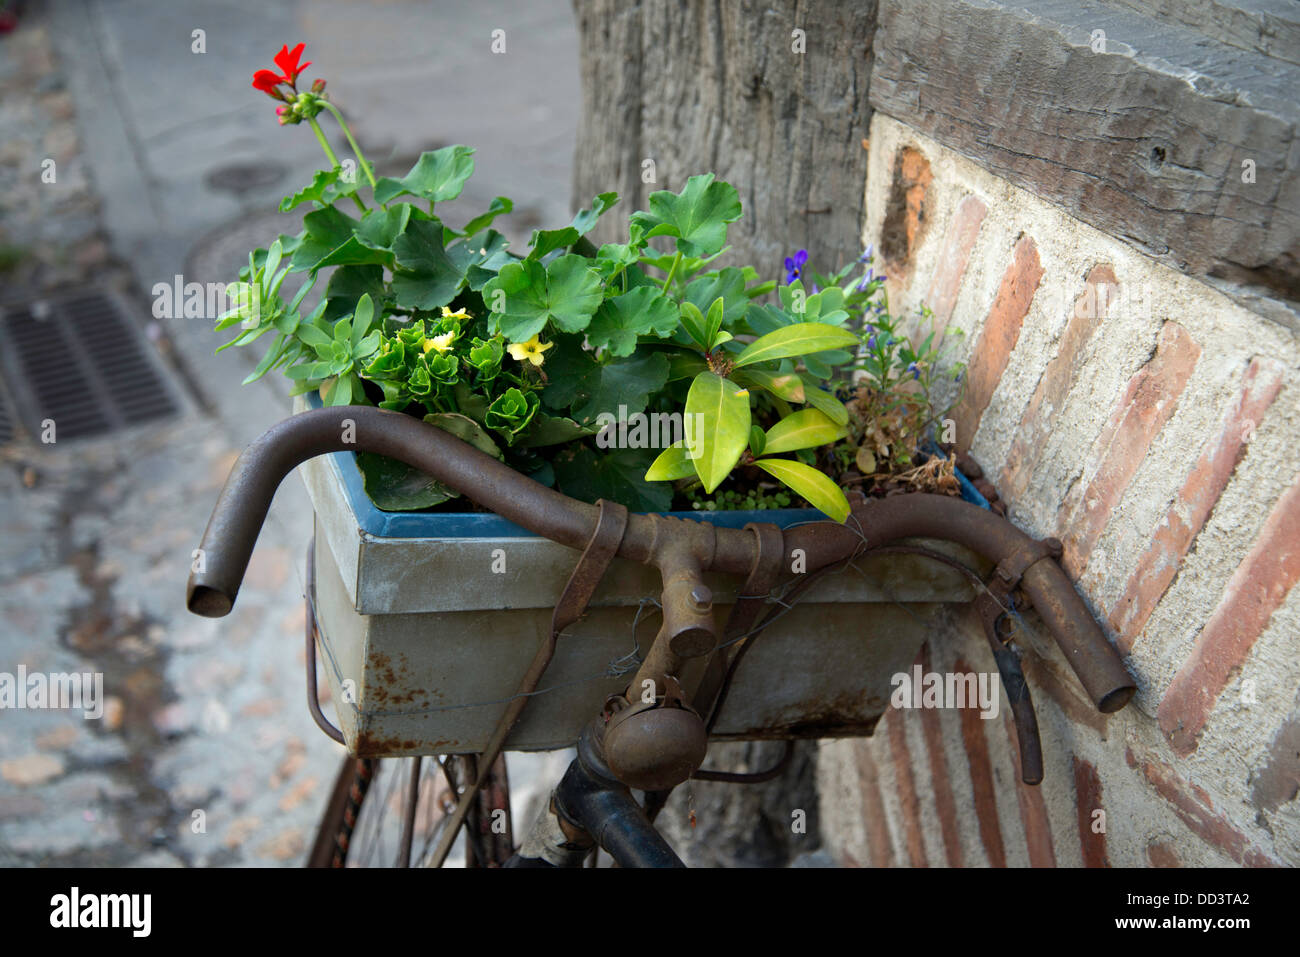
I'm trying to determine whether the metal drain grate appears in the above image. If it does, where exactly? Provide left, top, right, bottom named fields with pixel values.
left=0, top=388, right=12, bottom=445
left=0, top=290, right=180, bottom=442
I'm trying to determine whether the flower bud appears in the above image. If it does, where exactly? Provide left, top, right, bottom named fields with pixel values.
left=310, top=78, right=326, bottom=94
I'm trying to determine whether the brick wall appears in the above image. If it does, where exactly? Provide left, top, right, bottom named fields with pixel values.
left=818, top=114, right=1300, bottom=867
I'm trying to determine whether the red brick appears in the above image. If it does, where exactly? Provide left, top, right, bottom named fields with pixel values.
left=1072, top=757, right=1111, bottom=867
left=1110, top=357, right=1284, bottom=651
left=1158, top=471, right=1300, bottom=756
left=1131, top=749, right=1277, bottom=866
left=918, top=644, right=964, bottom=866
left=1004, top=710, right=1056, bottom=867
left=882, top=146, right=933, bottom=289
left=924, top=194, right=987, bottom=345
left=885, top=708, right=928, bottom=867
left=955, top=655, right=1007, bottom=867
left=1000, top=265, right=1118, bottom=503
left=951, top=235, right=1044, bottom=456
left=1058, top=321, right=1201, bottom=577
left=1146, top=842, right=1181, bottom=867
left=852, top=742, right=896, bottom=867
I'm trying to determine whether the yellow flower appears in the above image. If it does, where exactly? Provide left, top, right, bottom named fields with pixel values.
left=507, top=335, right=553, bottom=367
left=440, top=307, right=470, bottom=320
left=423, top=331, right=457, bottom=354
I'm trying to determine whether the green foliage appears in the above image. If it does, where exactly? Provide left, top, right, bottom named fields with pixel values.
left=373, top=145, right=476, bottom=206
left=218, top=135, right=930, bottom=522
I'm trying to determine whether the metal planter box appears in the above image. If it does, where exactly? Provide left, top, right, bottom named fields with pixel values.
left=296, top=403, right=988, bottom=758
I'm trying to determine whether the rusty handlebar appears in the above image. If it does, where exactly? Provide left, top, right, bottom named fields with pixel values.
left=186, top=405, right=1134, bottom=714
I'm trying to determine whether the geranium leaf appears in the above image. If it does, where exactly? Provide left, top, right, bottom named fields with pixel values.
left=570, top=191, right=619, bottom=236
left=586, top=286, right=679, bottom=357
left=279, top=168, right=359, bottom=212
left=553, top=445, right=672, bottom=513
left=355, top=204, right=411, bottom=251
left=629, top=173, right=742, bottom=259
left=373, top=145, right=476, bottom=206
left=484, top=254, right=603, bottom=341
left=459, top=196, right=513, bottom=238
left=391, top=218, right=465, bottom=310
left=685, top=267, right=748, bottom=328
left=542, top=342, right=670, bottom=424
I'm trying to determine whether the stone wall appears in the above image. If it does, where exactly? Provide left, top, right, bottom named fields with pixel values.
left=817, top=114, right=1300, bottom=867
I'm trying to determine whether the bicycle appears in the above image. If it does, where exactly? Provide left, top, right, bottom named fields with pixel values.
left=187, top=405, right=1135, bottom=867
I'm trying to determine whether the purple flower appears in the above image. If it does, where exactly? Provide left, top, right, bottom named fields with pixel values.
left=908, top=363, right=920, bottom=380
left=859, top=244, right=874, bottom=263
left=783, top=249, right=808, bottom=284
left=867, top=334, right=877, bottom=349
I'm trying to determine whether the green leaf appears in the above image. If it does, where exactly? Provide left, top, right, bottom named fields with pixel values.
left=290, top=206, right=361, bottom=272
left=645, top=440, right=697, bottom=482
left=242, top=333, right=287, bottom=385
left=526, top=226, right=580, bottom=261
left=373, top=146, right=476, bottom=205
left=460, top=197, right=513, bottom=237
left=356, top=452, right=455, bottom=511
left=279, top=168, right=359, bottom=212
left=586, top=286, right=679, bottom=357
left=350, top=293, right=376, bottom=350
left=460, top=230, right=513, bottom=291
left=748, top=425, right=766, bottom=457
left=553, top=445, right=673, bottom=513
left=732, top=367, right=805, bottom=402
left=752, top=458, right=850, bottom=522
left=733, top=323, right=860, bottom=368
left=798, top=375, right=850, bottom=426
left=323, top=265, right=386, bottom=323
left=685, top=268, right=748, bottom=328
left=704, top=297, right=726, bottom=349
left=629, top=173, right=742, bottom=259
left=312, top=237, right=392, bottom=270
left=355, top=204, right=411, bottom=251
left=391, top=219, right=464, bottom=310
left=762, top=408, right=846, bottom=454
left=483, top=254, right=603, bottom=341
left=542, top=343, right=670, bottom=424
left=666, top=352, right=708, bottom=381
left=570, top=191, right=619, bottom=236
left=517, top=413, right=598, bottom=448
left=684, top=372, right=751, bottom=493
left=424, top=412, right=504, bottom=460
left=678, top=302, right=710, bottom=351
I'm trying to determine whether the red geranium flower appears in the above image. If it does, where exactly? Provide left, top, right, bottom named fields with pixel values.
left=251, top=69, right=284, bottom=95
left=273, top=42, right=311, bottom=86
left=251, top=43, right=312, bottom=96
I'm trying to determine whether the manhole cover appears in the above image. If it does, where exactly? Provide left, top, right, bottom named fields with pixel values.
left=205, top=161, right=287, bottom=194
left=0, top=290, right=182, bottom=442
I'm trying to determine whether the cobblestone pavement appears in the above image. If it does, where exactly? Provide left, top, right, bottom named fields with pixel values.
left=0, top=0, right=579, bottom=866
